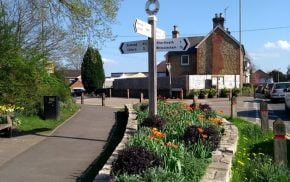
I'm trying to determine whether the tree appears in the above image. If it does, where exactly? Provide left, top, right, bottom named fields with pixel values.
left=268, top=70, right=287, bottom=82
left=0, top=0, right=121, bottom=59
left=81, top=47, right=105, bottom=93
left=63, top=43, right=86, bottom=70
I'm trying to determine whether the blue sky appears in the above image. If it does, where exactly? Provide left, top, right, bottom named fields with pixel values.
left=100, top=0, right=290, bottom=76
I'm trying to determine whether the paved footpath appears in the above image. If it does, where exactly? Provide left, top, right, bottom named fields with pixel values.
left=0, top=105, right=117, bottom=182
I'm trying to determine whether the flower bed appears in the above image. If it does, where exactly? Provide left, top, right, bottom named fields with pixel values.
left=110, top=101, right=225, bottom=181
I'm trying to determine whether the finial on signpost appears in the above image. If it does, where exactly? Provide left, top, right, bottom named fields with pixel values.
left=145, top=0, right=160, bottom=16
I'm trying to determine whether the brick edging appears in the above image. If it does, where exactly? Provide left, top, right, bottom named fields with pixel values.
left=94, top=104, right=138, bottom=181
left=201, top=118, right=239, bottom=182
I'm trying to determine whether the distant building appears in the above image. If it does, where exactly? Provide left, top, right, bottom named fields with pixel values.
left=251, top=69, right=273, bottom=86
left=164, top=13, right=251, bottom=88
left=63, top=70, right=81, bottom=84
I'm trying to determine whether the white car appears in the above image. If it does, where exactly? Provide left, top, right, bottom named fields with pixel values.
left=269, top=82, right=290, bottom=102
left=285, top=88, right=290, bottom=112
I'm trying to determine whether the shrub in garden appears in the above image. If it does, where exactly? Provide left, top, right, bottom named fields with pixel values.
left=219, top=88, right=229, bottom=98
left=189, top=89, right=199, bottom=98
left=111, top=146, right=162, bottom=175
left=198, top=89, right=208, bottom=99
left=232, top=88, right=241, bottom=97
left=183, top=125, right=221, bottom=151
left=141, top=115, right=166, bottom=130
left=207, top=88, right=217, bottom=98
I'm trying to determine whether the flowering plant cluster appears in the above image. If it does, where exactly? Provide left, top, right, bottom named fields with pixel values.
left=113, top=101, right=224, bottom=181
left=0, top=104, right=24, bottom=126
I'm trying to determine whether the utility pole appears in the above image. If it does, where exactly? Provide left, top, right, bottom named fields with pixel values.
left=239, top=0, right=243, bottom=88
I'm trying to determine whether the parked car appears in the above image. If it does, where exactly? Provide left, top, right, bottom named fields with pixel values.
left=285, top=87, right=290, bottom=112
left=269, top=82, right=290, bottom=102
left=72, top=89, right=85, bottom=97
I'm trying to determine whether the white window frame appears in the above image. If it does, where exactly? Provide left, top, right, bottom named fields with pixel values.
left=181, top=55, right=190, bottom=66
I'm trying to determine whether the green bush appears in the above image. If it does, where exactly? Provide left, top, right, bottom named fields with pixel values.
left=189, top=89, right=199, bottom=98
left=198, top=89, right=209, bottom=99
left=219, top=88, right=229, bottom=98
left=208, top=88, right=217, bottom=98
left=232, top=88, right=241, bottom=97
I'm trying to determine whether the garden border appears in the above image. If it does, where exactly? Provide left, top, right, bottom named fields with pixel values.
left=201, top=118, right=239, bottom=182
left=94, top=104, right=138, bottom=181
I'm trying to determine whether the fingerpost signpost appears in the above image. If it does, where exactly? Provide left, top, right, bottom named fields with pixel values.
left=119, top=0, right=190, bottom=117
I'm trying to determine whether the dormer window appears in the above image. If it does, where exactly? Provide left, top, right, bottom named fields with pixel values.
left=181, top=55, right=189, bottom=66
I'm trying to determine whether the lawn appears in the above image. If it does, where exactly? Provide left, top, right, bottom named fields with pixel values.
left=229, top=117, right=290, bottom=182
left=17, top=102, right=79, bottom=135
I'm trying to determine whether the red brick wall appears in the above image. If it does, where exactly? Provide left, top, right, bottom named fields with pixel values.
left=197, top=28, right=242, bottom=76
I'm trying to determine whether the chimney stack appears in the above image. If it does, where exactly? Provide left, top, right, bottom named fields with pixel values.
left=213, top=13, right=225, bottom=29
left=172, top=25, right=179, bottom=38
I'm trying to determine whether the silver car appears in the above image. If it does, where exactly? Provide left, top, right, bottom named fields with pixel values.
left=269, top=82, right=290, bottom=102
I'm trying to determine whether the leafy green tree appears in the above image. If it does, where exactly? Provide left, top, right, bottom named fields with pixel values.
left=0, top=9, right=71, bottom=114
left=0, top=0, right=121, bottom=60
left=81, top=47, right=105, bottom=93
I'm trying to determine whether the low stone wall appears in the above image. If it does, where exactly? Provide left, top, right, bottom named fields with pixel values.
left=201, top=118, right=239, bottom=182
left=94, top=104, right=137, bottom=182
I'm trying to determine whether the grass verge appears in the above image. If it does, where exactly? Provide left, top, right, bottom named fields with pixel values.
left=17, top=102, right=79, bottom=135
left=229, top=117, right=290, bottom=182
left=77, top=109, right=128, bottom=182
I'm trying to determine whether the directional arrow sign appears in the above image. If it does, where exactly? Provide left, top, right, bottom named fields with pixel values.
left=134, top=19, right=166, bottom=39
left=156, top=38, right=190, bottom=52
left=120, top=38, right=190, bottom=54
left=119, top=40, right=148, bottom=54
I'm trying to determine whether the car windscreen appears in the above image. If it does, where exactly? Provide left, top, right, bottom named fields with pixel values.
left=274, top=83, right=290, bottom=89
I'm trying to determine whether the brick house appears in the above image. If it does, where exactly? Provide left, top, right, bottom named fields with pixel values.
left=165, top=13, right=251, bottom=87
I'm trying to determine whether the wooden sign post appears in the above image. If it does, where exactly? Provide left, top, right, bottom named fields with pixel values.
left=260, top=101, right=269, bottom=131
left=273, top=118, right=287, bottom=165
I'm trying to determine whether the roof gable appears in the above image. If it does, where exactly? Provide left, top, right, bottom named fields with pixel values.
left=195, top=26, right=245, bottom=54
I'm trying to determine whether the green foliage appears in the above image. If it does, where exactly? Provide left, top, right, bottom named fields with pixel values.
left=219, top=88, right=229, bottom=98
left=114, top=101, right=223, bottom=181
left=198, top=89, right=209, bottom=99
left=0, top=12, right=71, bottom=115
left=189, top=89, right=199, bottom=98
left=242, top=155, right=290, bottom=182
left=81, top=47, right=105, bottom=93
left=208, top=88, right=217, bottom=98
left=229, top=117, right=290, bottom=182
left=232, top=88, right=241, bottom=97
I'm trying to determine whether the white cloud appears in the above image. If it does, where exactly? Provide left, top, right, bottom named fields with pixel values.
left=264, top=42, right=276, bottom=48
left=277, top=40, right=290, bottom=50
left=103, top=58, right=117, bottom=65
left=264, top=40, right=290, bottom=50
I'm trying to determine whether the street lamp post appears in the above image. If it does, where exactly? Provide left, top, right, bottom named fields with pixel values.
left=166, top=62, right=172, bottom=98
